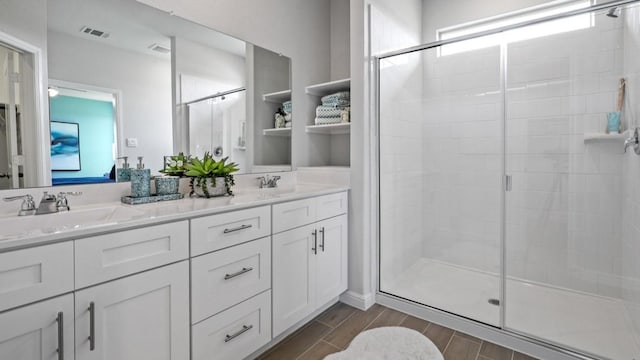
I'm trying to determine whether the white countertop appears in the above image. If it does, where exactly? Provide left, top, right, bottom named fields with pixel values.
left=0, top=183, right=349, bottom=253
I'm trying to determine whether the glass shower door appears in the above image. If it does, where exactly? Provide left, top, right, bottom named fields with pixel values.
left=378, top=42, right=504, bottom=326
left=503, top=6, right=640, bottom=359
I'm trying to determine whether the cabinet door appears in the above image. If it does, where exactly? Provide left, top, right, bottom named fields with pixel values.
left=316, top=214, right=349, bottom=306
left=75, top=261, right=189, bottom=360
left=0, top=294, right=74, bottom=360
left=272, top=224, right=317, bottom=337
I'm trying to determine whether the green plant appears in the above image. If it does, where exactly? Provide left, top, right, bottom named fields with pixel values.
left=184, top=152, right=239, bottom=197
left=160, top=152, right=190, bottom=177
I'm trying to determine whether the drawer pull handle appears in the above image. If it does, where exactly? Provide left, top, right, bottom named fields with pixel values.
left=312, top=229, right=318, bottom=255
left=56, top=312, right=64, bottom=360
left=224, top=267, right=254, bottom=280
left=223, top=224, right=252, bottom=234
left=88, top=302, right=95, bottom=351
left=225, top=324, right=253, bottom=343
left=319, top=227, right=325, bottom=252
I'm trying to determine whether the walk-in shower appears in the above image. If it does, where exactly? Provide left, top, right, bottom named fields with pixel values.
left=377, top=1, right=640, bottom=359
left=181, top=87, right=247, bottom=171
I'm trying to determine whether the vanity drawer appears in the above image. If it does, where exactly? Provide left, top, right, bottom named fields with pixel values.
left=0, top=241, right=74, bottom=312
left=191, top=237, right=270, bottom=323
left=75, top=221, right=189, bottom=288
left=190, top=206, right=270, bottom=256
left=316, top=191, right=348, bottom=220
left=192, top=291, right=271, bottom=360
left=272, top=197, right=317, bottom=234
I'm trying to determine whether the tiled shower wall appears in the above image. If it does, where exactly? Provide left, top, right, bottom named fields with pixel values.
left=621, top=4, right=640, bottom=341
left=505, top=14, right=625, bottom=297
left=417, top=12, right=628, bottom=299
left=375, top=0, right=425, bottom=288
left=420, top=46, right=503, bottom=274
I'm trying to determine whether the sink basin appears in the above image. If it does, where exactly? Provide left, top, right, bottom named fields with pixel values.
left=0, top=205, right=146, bottom=240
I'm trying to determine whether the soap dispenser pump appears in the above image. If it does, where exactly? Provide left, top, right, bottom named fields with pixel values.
left=116, top=156, right=131, bottom=182
left=130, top=156, right=151, bottom=198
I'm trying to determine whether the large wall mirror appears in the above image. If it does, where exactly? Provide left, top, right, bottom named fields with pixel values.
left=0, top=0, right=292, bottom=190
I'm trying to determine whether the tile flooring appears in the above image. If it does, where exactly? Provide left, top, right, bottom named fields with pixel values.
left=257, top=303, right=539, bottom=360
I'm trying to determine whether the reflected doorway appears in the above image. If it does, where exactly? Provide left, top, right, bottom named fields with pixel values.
left=48, top=80, right=121, bottom=185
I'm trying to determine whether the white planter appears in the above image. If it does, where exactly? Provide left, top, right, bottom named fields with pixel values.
left=191, top=177, right=228, bottom=198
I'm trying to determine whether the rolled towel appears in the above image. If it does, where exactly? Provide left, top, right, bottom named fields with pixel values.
left=283, top=100, right=292, bottom=114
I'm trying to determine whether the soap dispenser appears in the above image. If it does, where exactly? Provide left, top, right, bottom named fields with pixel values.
left=130, top=156, right=151, bottom=198
left=116, top=156, right=131, bottom=182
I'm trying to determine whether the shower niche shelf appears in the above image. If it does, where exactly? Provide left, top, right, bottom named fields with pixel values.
left=583, top=131, right=629, bottom=143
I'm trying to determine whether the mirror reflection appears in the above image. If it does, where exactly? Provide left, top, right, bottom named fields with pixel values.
left=0, top=0, right=292, bottom=190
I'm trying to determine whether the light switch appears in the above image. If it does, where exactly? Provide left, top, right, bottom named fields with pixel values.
left=126, top=138, right=138, bottom=147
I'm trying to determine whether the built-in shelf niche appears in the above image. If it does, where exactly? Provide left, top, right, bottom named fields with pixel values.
left=305, top=78, right=351, bottom=168
left=263, top=90, right=292, bottom=103
left=305, top=78, right=350, bottom=96
left=305, top=123, right=350, bottom=135
left=263, top=128, right=291, bottom=137
left=583, top=131, right=629, bottom=143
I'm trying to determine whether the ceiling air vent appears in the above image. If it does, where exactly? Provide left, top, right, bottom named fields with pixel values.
left=149, top=43, right=171, bottom=54
left=79, top=26, right=110, bottom=39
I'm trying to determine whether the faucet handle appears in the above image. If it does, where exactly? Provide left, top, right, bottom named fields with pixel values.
left=56, top=191, right=82, bottom=211
left=3, top=194, right=36, bottom=216
left=257, top=176, right=268, bottom=188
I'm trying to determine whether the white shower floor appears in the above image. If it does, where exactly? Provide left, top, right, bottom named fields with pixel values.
left=384, top=258, right=640, bottom=360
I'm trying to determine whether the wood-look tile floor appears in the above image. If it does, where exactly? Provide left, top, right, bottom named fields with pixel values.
left=257, top=303, right=539, bottom=360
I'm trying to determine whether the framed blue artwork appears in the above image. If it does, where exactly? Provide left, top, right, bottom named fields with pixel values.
left=50, top=121, right=81, bottom=171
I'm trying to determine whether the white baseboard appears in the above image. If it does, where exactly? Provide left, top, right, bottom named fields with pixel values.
left=340, top=290, right=375, bottom=310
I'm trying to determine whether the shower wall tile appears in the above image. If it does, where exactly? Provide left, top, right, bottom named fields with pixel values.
left=376, top=0, right=425, bottom=288
left=504, top=14, right=626, bottom=298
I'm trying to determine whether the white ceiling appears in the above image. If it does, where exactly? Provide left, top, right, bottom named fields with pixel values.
left=47, top=0, right=246, bottom=59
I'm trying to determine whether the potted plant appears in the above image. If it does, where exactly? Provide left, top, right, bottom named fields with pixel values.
left=184, top=152, right=239, bottom=197
left=160, top=152, right=190, bottom=177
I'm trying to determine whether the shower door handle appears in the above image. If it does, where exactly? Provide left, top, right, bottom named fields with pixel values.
left=505, top=175, right=512, bottom=192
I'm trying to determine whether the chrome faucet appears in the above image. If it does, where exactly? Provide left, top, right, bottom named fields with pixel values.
left=33, top=191, right=83, bottom=215
left=3, top=194, right=36, bottom=216
left=35, top=192, right=58, bottom=215
left=257, top=175, right=281, bottom=188
left=624, top=128, right=640, bottom=155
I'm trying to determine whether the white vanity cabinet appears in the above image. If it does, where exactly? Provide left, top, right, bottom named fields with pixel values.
left=74, top=261, right=190, bottom=360
left=190, top=207, right=273, bottom=360
left=0, top=294, right=75, bottom=360
left=272, top=192, right=348, bottom=337
left=0, top=188, right=349, bottom=360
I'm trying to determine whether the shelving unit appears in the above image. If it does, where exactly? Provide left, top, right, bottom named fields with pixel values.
left=305, top=123, right=350, bottom=135
left=583, top=131, right=628, bottom=143
left=304, top=78, right=351, bottom=168
left=305, top=78, right=350, bottom=96
left=263, top=128, right=291, bottom=137
left=263, top=90, right=292, bottom=103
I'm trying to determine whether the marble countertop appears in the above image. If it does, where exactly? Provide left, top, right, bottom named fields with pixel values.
left=0, top=183, right=349, bottom=253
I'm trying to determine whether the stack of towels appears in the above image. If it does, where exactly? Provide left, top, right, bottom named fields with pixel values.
left=315, top=91, right=350, bottom=125
left=283, top=100, right=292, bottom=128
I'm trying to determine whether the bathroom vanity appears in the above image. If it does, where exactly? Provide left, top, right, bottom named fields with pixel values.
left=0, top=185, right=349, bottom=360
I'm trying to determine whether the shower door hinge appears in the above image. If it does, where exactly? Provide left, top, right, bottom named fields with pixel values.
left=505, top=175, right=512, bottom=192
